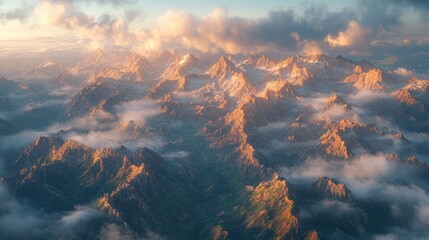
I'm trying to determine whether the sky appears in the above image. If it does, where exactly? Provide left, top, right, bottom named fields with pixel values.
left=0, top=0, right=429, bottom=71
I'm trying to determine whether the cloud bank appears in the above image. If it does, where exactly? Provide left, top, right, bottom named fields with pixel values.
left=4, top=0, right=419, bottom=55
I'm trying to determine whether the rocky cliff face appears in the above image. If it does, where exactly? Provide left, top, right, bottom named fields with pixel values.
left=242, top=174, right=301, bottom=239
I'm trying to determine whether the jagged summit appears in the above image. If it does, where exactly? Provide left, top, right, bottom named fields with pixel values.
left=309, top=176, right=352, bottom=201
left=15, top=136, right=65, bottom=169
left=123, top=53, right=152, bottom=76
left=323, top=94, right=351, bottom=111
left=161, top=53, right=202, bottom=80
left=392, top=88, right=422, bottom=106
left=178, top=53, right=198, bottom=65
left=206, top=56, right=256, bottom=98
left=403, top=77, right=429, bottom=94
left=151, top=49, right=176, bottom=64
left=242, top=54, right=277, bottom=70
left=207, top=56, right=238, bottom=77
left=90, top=53, right=152, bottom=82
left=114, top=120, right=145, bottom=136
left=343, top=68, right=387, bottom=91
left=257, top=80, right=298, bottom=100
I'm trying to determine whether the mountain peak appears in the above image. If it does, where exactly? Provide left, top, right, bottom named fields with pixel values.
left=206, top=56, right=239, bottom=79
left=125, top=53, right=151, bottom=67
left=344, top=68, right=387, bottom=91
left=33, top=136, right=64, bottom=149
left=114, top=120, right=145, bottom=135
left=276, top=56, right=296, bottom=69
left=309, top=176, right=352, bottom=200
left=327, top=94, right=347, bottom=104
left=258, top=80, right=298, bottom=100
left=338, top=118, right=359, bottom=130
left=160, top=53, right=203, bottom=83
left=323, top=94, right=351, bottom=111
left=178, top=53, right=197, bottom=65
left=392, top=88, right=421, bottom=106
left=218, top=56, right=235, bottom=67
left=153, top=49, right=174, bottom=64
left=243, top=54, right=276, bottom=69
left=405, top=77, right=429, bottom=92
left=15, top=136, right=64, bottom=169
left=300, top=54, right=328, bottom=63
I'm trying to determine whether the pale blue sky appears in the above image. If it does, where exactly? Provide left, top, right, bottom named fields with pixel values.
left=1, top=0, right=354, bottom=26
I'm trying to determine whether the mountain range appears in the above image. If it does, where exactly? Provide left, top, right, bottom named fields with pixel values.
left=0, top=49, right=428, bottom=239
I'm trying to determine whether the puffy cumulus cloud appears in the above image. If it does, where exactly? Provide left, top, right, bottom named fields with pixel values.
left=4, top=0, right=427, bottom=58
left=393, top=67, right=413, bottom=77
left=131, top=3, right=424, bottom=55
left=19, top=0, right=425, bottom=55
left=35, top=0, right=90, bottom=28
left=258, top=6, right=356, bottom=49
left=325, top=21, right=371, bottom=48
left=299, top=40, right=323, bottom=56
left=291, top=32, right=323, bottom=56
left=134, top=6, right=360, bottom=55
left=135, top=8, right=274, bottom=54
left=35, top=0, right=135, bottom=49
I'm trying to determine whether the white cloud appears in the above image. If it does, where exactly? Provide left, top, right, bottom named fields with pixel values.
left=115, top=98, right=160, bottom=124
left=35, top=0, right=135, bottom=49
left=134, top=8, right=276, bottom=54
left=291, top=32, right=323, bottom=56
left=393, top=67, right=413, bottom=78
left=325, top=21, right=371, bottom=48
